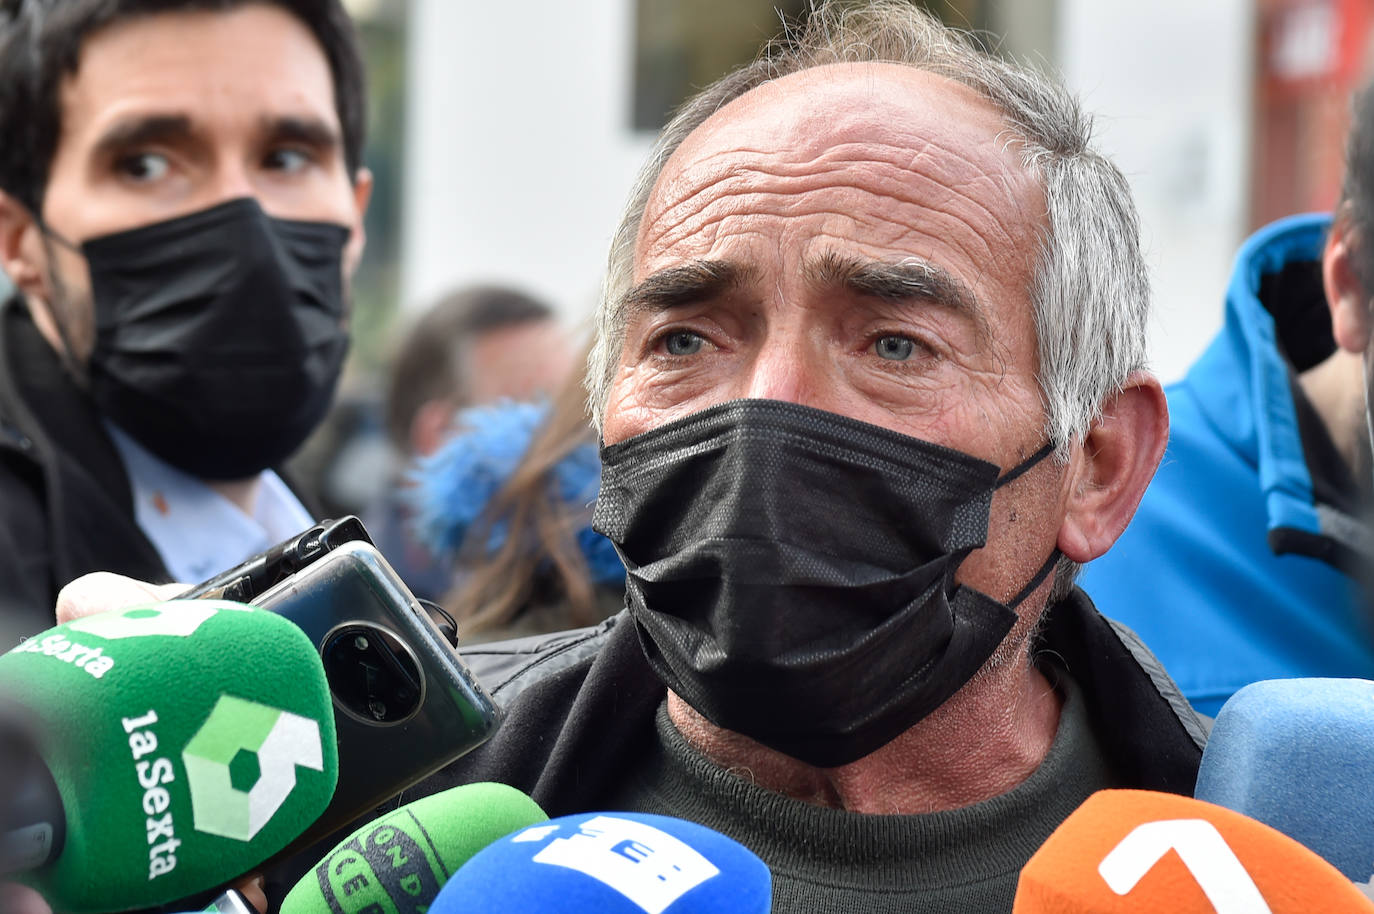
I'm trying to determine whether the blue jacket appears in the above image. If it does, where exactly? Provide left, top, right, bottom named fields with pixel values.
left=1079, top=214, right=1374, bottom=717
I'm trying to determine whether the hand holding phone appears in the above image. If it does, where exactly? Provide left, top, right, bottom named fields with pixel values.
left=184, top=519, right=500, bottom=853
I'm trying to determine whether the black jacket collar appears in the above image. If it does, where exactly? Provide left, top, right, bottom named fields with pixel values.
left=266, top=587, right=1205, bottom=903
left=0, top=294, right=169, bottom=591
left=424, top=588, right=1206, bottom=815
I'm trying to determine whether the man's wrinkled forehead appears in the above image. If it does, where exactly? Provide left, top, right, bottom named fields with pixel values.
left=685, top=62, right=1004, bottom=150
left=635, top=62, right=1034, bottom=270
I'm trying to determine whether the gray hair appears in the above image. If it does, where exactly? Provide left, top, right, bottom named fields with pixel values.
left=586, top=0, right=1150, bottom=452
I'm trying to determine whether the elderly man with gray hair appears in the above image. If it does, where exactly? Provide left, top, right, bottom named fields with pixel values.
left=385, top=3, right=1206, bottom=911
left=57, top=2, right=1206, bottom=910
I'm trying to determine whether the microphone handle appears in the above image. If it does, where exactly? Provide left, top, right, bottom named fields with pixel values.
left=0, top=713, right=65, bottom=874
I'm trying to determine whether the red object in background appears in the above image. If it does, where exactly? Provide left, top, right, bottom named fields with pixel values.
left=1252, top=0, right=1374, bottom=229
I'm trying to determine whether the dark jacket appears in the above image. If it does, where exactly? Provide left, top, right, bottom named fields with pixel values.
left=265, top=583, right=1205, bottom=907
left=0, top=295, right=324, bottom=647
left=0, top=295, right=168, bottom=645
left=418, top=589, right=1206, bottom=814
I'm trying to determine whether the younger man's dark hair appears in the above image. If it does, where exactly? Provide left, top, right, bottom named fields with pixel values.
left=0, top=0, right=367, bottom=214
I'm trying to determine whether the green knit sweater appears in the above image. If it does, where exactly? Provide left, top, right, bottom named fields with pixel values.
left=606, top=674, right=1117, bottom=913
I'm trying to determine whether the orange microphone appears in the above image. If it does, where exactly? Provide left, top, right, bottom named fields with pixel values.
left=1013, top=790, right=1374, bottom=913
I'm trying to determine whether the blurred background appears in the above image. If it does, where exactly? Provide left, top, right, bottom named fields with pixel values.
left=3, top=0, right=1366, bottom=515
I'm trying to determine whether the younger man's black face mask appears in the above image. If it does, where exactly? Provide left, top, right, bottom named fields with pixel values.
left=592, top=398, right=1060, bottom=769
left=45, top=197, right=351, bottom=479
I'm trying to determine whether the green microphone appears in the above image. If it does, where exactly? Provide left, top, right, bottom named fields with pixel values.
left=281, top=782, right=547, bottom=913
left=0, top=601, right=339, bottom=912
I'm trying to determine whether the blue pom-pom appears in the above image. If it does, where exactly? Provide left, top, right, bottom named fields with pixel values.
left=408, top=401, right=548, bottom=556
left=407, top=401, right=624, bottom=584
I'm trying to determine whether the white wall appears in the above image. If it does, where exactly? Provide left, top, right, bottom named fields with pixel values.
left=402, top=0, right=654, bottom=329
left=1058, top=0, right=1256, bottom=383
left=404, top=0, right=1257, bottom=382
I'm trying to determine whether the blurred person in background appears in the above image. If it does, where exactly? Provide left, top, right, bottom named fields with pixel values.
left=385, top=284, right=571, bottom=460
left=1081, top=81, right=1374, bottom=717
left=409, top=347, right=625, bottom=643
left=0, top=0, right=371, bottom=644
left=365, top=284, right=575, bottom=600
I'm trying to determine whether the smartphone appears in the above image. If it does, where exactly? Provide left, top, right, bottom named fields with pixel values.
left=180, top=515, right=374, bottom=605
left=182, top=520, right=499, bottom=853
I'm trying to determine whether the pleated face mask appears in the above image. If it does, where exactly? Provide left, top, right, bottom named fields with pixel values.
left=71, top=197, right=351, bottom=479
left=593, top=398, right=1059, bottom=768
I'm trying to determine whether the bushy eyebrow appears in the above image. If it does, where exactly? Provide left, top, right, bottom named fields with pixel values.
left=92, top=114, right=193, bottom=159
left=623, top=252, right=991, bottom=342
left=804, top=250, right=991, bottom=341
left=262, top=115, right=340, bottom=153
left=91, top=113, right=340, bottom=161
left=622, top=260, right=757, bottom=316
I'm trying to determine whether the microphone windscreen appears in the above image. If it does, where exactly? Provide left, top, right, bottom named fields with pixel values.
left=280, top=781, right=546, bottom=913
left=1013, top=789, right=1374, bottom=913
left=1196, top=677, right=1374, bottom=882
left=1, top=601, right=338, bottom=912
left=432, top=811, right=771, bottom=914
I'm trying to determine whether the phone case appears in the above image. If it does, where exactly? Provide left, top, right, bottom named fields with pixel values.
left=252, top=540, right=500, bottom=844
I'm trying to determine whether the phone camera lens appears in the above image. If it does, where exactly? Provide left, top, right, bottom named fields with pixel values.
left=322, top=623, right=424, bottom=726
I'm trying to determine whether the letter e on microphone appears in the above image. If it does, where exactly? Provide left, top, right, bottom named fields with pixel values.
left=532, top=816, right=720, bottom=914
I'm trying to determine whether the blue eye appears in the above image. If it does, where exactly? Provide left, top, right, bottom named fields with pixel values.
left=874, top=335, right=916, bottom=360
left=664, top=331, right=704, bottom=356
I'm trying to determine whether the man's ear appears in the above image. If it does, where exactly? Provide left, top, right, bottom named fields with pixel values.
left=1057, top=371, right=1169, bottom=563
left=343, top=167, right=374, bottom=278
left=0, top=190, right=47, bottom=301
left=1323, top=213, right=1372, bottom=354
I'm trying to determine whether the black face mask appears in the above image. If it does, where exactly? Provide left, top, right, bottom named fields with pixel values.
left=49, top=197, right=351, bottom=480
left=592, top=399, right=1059, bottom=769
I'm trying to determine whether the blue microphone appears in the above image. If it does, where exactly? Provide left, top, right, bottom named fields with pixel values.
left=1195, top=677, right=1374, bottom=883
left=431, top=811, right=771, bottom=913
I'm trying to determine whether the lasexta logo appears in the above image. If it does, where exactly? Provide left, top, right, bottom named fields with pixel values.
left=182, top=695, right=324, bottom=841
